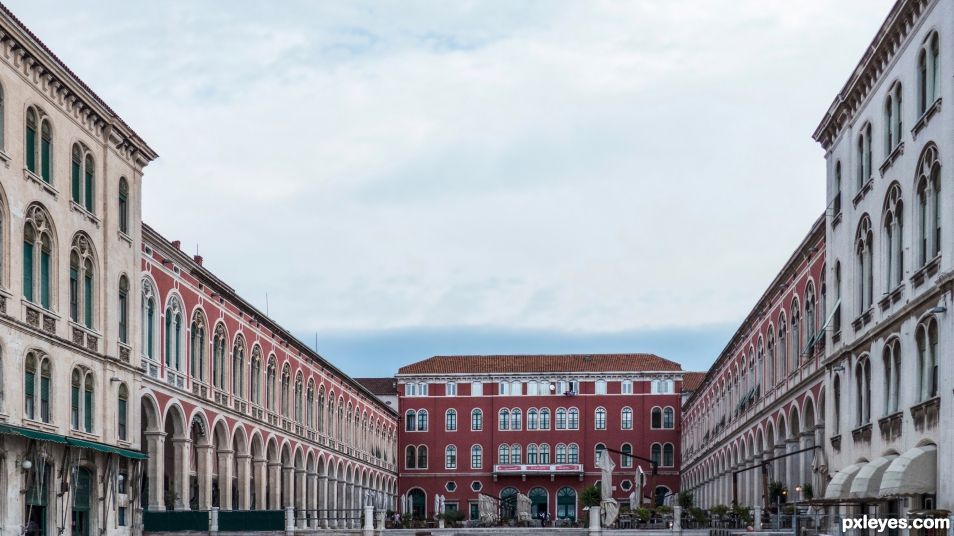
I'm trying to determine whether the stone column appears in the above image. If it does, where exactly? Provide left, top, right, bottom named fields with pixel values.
left=295, top=469, right=307, bottom=527
left=282, top=466, right=296, bottom=509
left=801, top=431, right=815, bottom=495
left=752, top=454, right=764, bottom=510
left=338, top=479, right=347, bottom=527
left=268, top=462, right=282, bottom=510
left=172, top=437, right=192, bottom=510
left=307, top=472, right=318, bottom=528
left=144, top=431, right=167, bottom=511
left=236, top=454, right=252, bottom=510
left=786, top=439, right=799, bottom=496
left=327, top=478, right=338, bottom=529
left=753, top=505, right=763, bottom=531
left=252, top=458, right=267, bottom=510
left=195, top=444, right=214, bottom=510
left=774, top=444, right=786, bottom=488
left=319, top=475, right=329, bottom=529
left=217, top=449, right=235, bottom=510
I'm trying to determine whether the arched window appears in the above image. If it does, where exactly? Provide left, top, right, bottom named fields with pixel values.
left=916, top=317, right=939, bottom=401
left=24, top=353, right=51, bottom=422
left=805, top=284, right=817, bottom=346
left=918, top=32, right=941, bottom=114
left=855, top=356, right=871, bottom=426
left=621, top=407, right=633, bottom=430
left=884, top=82, right=903, bottom=152
left=470, top=445, right=482, bottom=469
left=25, top=107, right=52, bottom=182
left=118, top=383, right=128, bottom=441
left=70, top=144, right=95, bottom=213
left=568, top=444, right=579, bottom=464
left=250, top=347, right=262, bottom=405
left=883, top=184, right=904, bottom=290
left=141, top=279, right=157, bottom=359
left=856, top=216, right=874, bottom=313
left=511, top=443, right=521, bottom=464
left=527, top=408, right=538, bottom=430
left=417, top=445, right=428, bottom=468
left=280, top=364, right=290, bottom=416
left=856, top=123, right=872, bottom=190
left=833, top=160, right=843, bottom=214
left=594, top=407, right=606, bottom=430
left=164, top=297, right=183, bottom=370
left=265, top=355, right=276, bottom=410
left=71, top=368, right=94, bottom=432
left=567, top=408, right=579, bottom=429
left=499, top=409, right=510, bottom=430
left=833, top=262, right=843, bottom=332
left=621, top=443, right=633, bottom=468
left=405, top=446, right=416, bottom=469
left=556, top=444, right=567, bottom=463
left=471, top=409, right=482, bottom=431
left=190, top=311, right=206, bottom=382
left=916, top=145, right=941, bottom=267
left=232, top=335, right=246, bottom=398
left=883, top=339, right=901, bottom=415
left=445, top=409, right=457, bottom=431
left=527, top=444, right=538, bottom=464
left=539, top=408, right=550, bottom=429
left=791, top=300, right=801, bottom=365
left=118, top=177, right=130, bottom=234
left=833, top=374, right=842, bottom=435
left=510, top=408, right=521, bottom=430
left=417, top=410, right=428, bottom=431
left=445, top=445, right=457, bottom=469
left=556, top=408, right=567, bottom=429
left=498, top=444, right=510, bottom=464
left=650, top=443, right=662, bottom=466
left=294, top=373, right=303, bottom=422
left=767, top=332, right=776, bottom=385
left=594, top=443, right=605, bottom=464
left=118, top=276, right=129, bottom=344
left=539, top=443, right=550, bottom=464
left=651, top=407, right=662, bottom=428
left=663, top=443, right=675, bottom=467
left=69, top=234, right=96, bottom=328
left=778, top=316, right=788, bottom=378
left=663, top=407, right=675, bottom=429
left=23, top=205, right=54, bottom=309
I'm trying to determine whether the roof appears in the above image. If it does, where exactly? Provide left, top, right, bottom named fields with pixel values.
left=681, top=372, right=706, bottom=392
left=397, top=354, right=682, bottom=376
left=355, top=378, right=398, bottom=395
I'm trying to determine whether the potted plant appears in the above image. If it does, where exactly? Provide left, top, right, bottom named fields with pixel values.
left=678, top=491, right=694, bottom=509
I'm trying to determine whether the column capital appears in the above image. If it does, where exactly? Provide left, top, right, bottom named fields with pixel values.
left=171, top=437, right=192, bottom=445
left=236, top=453, right=253, bottom=460
left=144, top=430, right=167, bottom=439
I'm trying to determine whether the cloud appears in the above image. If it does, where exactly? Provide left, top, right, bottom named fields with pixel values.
left=6, top=0, right=893, bottom=369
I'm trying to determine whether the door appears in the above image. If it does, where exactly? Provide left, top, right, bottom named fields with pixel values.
left=71, top=468, right=92, bottom=536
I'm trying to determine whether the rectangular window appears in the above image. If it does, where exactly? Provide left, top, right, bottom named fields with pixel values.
left=40, top=250, right=51, bottom=309
left=470, top=502, right=479, bottom=521
left=71, top=384, right=80, bottom=429
left=72, top=158, right=81, bottom=202
left=84, top=169, right=94, bottom=212
left=118, top=507, right=127, bottom=527
left=622, top=381, right=633, bottom=394
left=69, top=267, right=79, bottom=321
left=119, top=290, right=128, bottom=343
left=23, top=241, right=34, bottom=302
left=25, top=372, right=35, bottom=419
left=41, top=136, right=51, bottom=182
left=119, top=192, right=129, bottom=234
left=118, top=398, right=128, bottom=440
left=406, top=383, right=417, bottom=396
left=595, top=381, right=607, bottom=395
left=83, top=274, right=93, bottom=328
left=471, top=382, right=482, bottom=396
left=446, top=382, right=457, bottom=396
left=39, top=375, right=49, bottom=422
left=498, top=382, right=509, bottom=395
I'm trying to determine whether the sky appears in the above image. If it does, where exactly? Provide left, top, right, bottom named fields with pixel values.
left=8, top=1, right=893, bottom=377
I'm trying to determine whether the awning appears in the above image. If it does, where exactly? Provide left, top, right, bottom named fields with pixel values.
left=0, top=424, right=147, bottom=459
left=825, top=462, right=864, bottom=499
left=849, top=455, right=897, bottom=499
left=880, top=445, right=936, bottom=497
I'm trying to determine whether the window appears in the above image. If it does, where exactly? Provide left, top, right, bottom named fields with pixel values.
left=232, top=336, right=246, bottom=398
left=918, top=32, right=940, bottom=115
left=190, top=312, right=206, bottom=382
left=539, top=444, right=550, bottom=464
left=568, top=444, right=579, bottom=464
left=650, top=443, right=662, bottom=466
left=70, top=144, right=95, bottom=212
left=527, top=444, right=538, bottom=464
left=445, top=446, right=457, bottom=469
left=141, top=279, right=157, bottom=359
left=25, top=107, right=52, bottom=182
left=118, top=384, right=128, bottom=441
left=511, top=443, right=521, bottom=464
left=510, top=408, right=521, bottom=430
left=663, top=407, right=675, bottom=429
left=855, top=356, right=871, bottom=426
left=71, top=368, right=94, bottom=432
left=211, top=324, right=226, bottom=388
left=884, top=83, right=903, bottom=153
left=446, top=409, right=457, bottom=431
left=305, top=382, right=314, bottom=428
left=916, top=145, right=941, bottom=267
left=280, top=365, right=290, bottom=416
left=471, top=382, right=482, bottom=396
left=595, top=380, right=607, bottom=395
left=883, top=339, right=901, bottom=415
left=651, top=407, right=662, bottom=428
left=24, top=353, right=51, bottom=423
left=556, top=408, right=567, bottom=429
left=511, top=381, right=521, bottom=395
left=69, top=235, right=96, bottom=329
left=446, top=382, right=458, bottom=396
left=833, top=161, right=843, bottom=215
left=118, top=178, right=130, bottom=234
left=663, top=443, right=674, bottom=467
left=621, top=380, right=633, bottom=394
left=250, top=347, right=262, bottom=405
left=883, top=184, right=904, bottom=290
left=791, top=301, right=801, bottom=366
left=833, top=374, right=842, bottom=435
left=621, top=444, right=633, bottom=468
left=805, top=285, right=817, bottom=347
left=417, top=410, right=428, bottom=431
left=405, top=446, right=416, bottom=469
left=595, top=443, right=606, bottom=465
left=0, top=83, right=3, bottom=148
left=265, top=355, right=276, bottom=410
left=833, top=263, right=843, bottom=333
left=855, top=216, right=874, bottom=314
left=498, top=444, right=510, bottom=464
left=594, top=407, right=606, bottom=430
left=539, top=408, right=550, bottom=429
left=498, top=382, right=509, bottom=396
left=118, top=276, right=130, bottom=344
left=567, top=408, right=579, bottom=429
left=528, top=408, right=538, bottom=430
left=23, top=204, right=54, bottom=309
left=471, top=409, right=482, bottom=431
left=651, top=379, right=674, bottom=394
left=856, top=123, right=872, bottom=190
left=556, top=444, right=567, bottom=464
left=294, top=373, right=303, bottom=423
left=164, top=297, right=183, bottom=370
left=470, top=445, right=482, bottom=469
left=916, top=318, right=938, bottom=401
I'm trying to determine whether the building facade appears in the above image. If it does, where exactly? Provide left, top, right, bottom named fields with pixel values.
left=356, top=378, right=399, bottom=412
left=815, top=0, right=951, bottom=516
left=139, top=226, right=398, bottom=528
left=681, top=217, right=827, bottom=511
left=396, top=354, right=684, bottom=524
left=0, top=4, right=158, bottom=536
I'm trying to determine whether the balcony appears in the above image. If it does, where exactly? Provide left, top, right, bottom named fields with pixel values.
left=23, top=301, right=57, bottom=335
left=493, top=464, right=583, bottom=476
left=878, top=411, right=903, bottom=442
left=69, top=322, right=100, bottom=353
left=851, top=423, right=872, bottom=444
left=910, top=397, right=940, bottom=431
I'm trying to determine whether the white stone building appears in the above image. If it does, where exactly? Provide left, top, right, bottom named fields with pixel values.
left=814, top=0, right=950, bottom=520
left=0, top=4, right=157, bottom=536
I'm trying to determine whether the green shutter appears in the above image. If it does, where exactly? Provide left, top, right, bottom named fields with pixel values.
left=84, top=170, right=93, bottom=212
left=72, top=160, right=81, bottom=203
left=84, top=274, right=93, bottom=328
left=25, top=372, right=34, bottom=397
left=41, top=138, right=51, bottom=182
left=84, top=388, right=93, bottom=432
left=41, top=377, right=50, bottom=404
left=40, top=251, right=50, bottom=309
left=23, top=241, right=33, bottom=302
left=26, top=127, right=36, bottom=172
left=165, top=315, right=172, bottom=366
left=70, top=267, right=78, bottom=321
left=118, top=398, right=127, bottom=439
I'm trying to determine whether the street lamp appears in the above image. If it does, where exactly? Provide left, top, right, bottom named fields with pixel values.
left=777, top=489, right=787, bottom=529
left=793, top=486, right=801, bottom=532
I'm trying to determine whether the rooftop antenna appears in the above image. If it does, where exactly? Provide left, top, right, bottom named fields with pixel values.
left=265, top=292, right=269, bottom=316
left=315, top=332, right=319, bottom=353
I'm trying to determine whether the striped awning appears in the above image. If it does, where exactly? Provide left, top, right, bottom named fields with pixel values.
left=880, top=445, right=936, bottom=497
left=824, top=462, right=864, bottom=499
left=849, top=455, right=897, bottom=499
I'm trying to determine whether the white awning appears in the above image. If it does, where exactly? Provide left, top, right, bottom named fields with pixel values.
left=849, top=455, right=897, bottom=499
left=880, top=445, right=937, bottom=497
left=825, top=463, right=864, bottom=499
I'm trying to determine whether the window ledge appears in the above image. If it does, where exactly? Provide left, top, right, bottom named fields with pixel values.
left=850, top=423, right=872, bottom=443
left=911, top=98, right=941, bottom=139
left=70, top=429, right=99, bottom=441
left=118, top=231, right=133, bottom=246
left=878, top=284, right=905, bottom=311
left=831, top=211, right=843, bottom=229
left=852, top=177, right=874, bottom=207
left=911, top=255, right=941, bottom=288
left=829, top=434, right=841, bottom=450
left=879, top=142, right=905, bottom=176
left=832, top=330, right=842, bottom=344
left=878, top=411, right=903, bottom=441
left=23, top=168, right=57, bottom=197
left=23, top=419, right=57, bottom=432
left=69, top=322, right=101, bottom=353
left=851, top=307, right=874, bottom=331
left=117, top=342, right=131, bottom=363
left=0, top=149, right=11, bottom=167
left=69, top=201, right=101, bottom=227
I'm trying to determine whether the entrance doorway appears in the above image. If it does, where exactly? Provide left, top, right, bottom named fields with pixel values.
left=529, top=487, right=548, bottom=519
left=408, top=489, right=426, bottom=519
left=71, top=468, right=92, bottom=536
left=25, top=462, right=51, bottom=536
left=557, top=487, right=576, bottom=521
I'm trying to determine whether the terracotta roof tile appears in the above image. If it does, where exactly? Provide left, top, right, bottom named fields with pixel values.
left=681, top=372, right=707, bottom=392
left=355, top=377, right=398, bottom=395
left=398, top=354, right=682, bottom=375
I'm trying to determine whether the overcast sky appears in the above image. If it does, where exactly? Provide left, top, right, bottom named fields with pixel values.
left=9, top=1, right=893, bottom=377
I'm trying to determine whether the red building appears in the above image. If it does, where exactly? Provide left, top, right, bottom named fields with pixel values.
left=396, top=354, right=685, bottom=524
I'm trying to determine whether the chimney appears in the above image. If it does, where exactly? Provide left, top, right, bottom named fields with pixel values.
left=171, top=240, right=181, bottom=250
left=194, top=255, right=203, bottom=266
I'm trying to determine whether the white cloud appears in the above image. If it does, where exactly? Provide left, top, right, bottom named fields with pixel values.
left=7, top=0, right=893, bottom=336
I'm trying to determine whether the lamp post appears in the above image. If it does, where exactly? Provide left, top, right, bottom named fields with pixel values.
left=777, top=489, right=787, bottom=529
left=793, top=486, right=801, bottom=533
